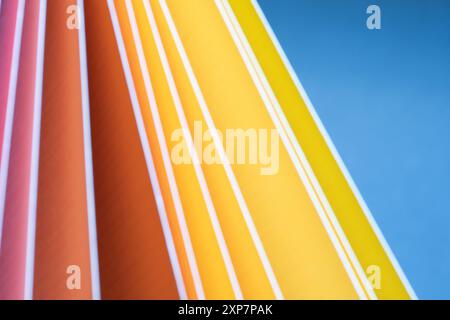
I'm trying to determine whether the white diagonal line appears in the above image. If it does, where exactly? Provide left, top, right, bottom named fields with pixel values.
left=216, top=0, right=372, bottom=299
left=148, top=0, right=243, bottom=299
left=157, top=0, right=283, bottom=300
left=108, top=0, right=192, bottom=299
left=250, top=0, right=417, bottom=299
left=77, top=0, right=101, bottom=300
left=24, top=0, right=48, bottom=300
left=0, top=0, right=26, bottom=252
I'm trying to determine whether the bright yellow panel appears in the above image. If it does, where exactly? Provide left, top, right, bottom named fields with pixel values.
left=158, top=0, right=365, bottom=299
left=227, top=0, right=414, bottom=300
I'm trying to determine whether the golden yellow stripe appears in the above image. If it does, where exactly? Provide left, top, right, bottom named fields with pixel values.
left=146, top=0, right=278, bottom=300
left=227, top=0, right=415, bottom=299
left=114, top=0, right=238, bottom=299
left=160, top=0, right=363, bottom=299
left=111, top=0, right=198, bottom=299
left=216, top=0, right=374, bottom=299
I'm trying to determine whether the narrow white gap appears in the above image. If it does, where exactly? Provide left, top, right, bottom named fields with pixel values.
left=107, top=0, right=191, bottom=299
left=220, top=0, right=375, bottom=298
left=149, top=0, right=242, bottom=299
left=24, top=0, right=48, bottom=300
left=216, top=0, right=370, bottom=300
left=121, top=0, right=189, bottom=299
left=218, top=0, right=377, bottom=299
left=77, top=0, right=101, bottom=300
left=0, top=0, right=26, bottom=251
left=156, top=0, right=283, bottom=300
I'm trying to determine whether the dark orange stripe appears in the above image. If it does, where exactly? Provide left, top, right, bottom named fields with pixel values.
left=34, top=0, right=92, bottom=300
left=84, top=0, right=179, bottom=299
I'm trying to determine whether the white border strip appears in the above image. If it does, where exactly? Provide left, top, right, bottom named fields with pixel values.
left=250, top=0, right=417, bottom=299
left=218, top=0, right=376, bottom=299
left=24, top=0, right=47, bottom=300
left=107, top=0, right=189, bottom=299
left=77, top=0, right=101, bottom=300
left=144, top=0, right=242, bottom=300
left=0, top=0, right=26, bottom=250
left=156, top=0, right=282, bottom=300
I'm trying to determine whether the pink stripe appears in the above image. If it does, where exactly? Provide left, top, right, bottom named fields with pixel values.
left=0, top=0, right=41, bottom=299
left=0, top=0, right=19, bottom=159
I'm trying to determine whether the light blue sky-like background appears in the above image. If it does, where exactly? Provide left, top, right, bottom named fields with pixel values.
left=258, top=0, right=450, bottom=299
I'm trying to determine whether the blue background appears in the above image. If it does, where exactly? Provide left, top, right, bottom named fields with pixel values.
left=258, top=0, right=450, bottom=299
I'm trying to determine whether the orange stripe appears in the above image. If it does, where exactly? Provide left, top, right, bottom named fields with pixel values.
left=34, top=0, right=92, bottom=299
left=84, top=0, right=179, bottom=299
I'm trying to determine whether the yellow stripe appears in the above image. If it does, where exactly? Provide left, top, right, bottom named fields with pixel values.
left=146, top=0, right=279, bottom=300
left=110, top=0, right=200, bottom=299
left=115, top=0, right=238, bottom=299
left=216, top=0, right=374, bottom=299
left=228, top=0, right=414, bottom=299
left=161, top=0, right=362, bottom=299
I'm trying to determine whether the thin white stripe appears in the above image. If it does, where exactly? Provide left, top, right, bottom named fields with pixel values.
left=156, top=0, right=283, bottom=300
left=150, top=0, right=243, bottom=300
left=77, top=0, right=101, bottom=300
left=220, top=0, right=375, bottom=298
left=24, top=0, right=47, bottom=300
left=121, top=0, right=189, bottom=299
left=250, top=0, right=417, bottom=299
left=216, top=0, right=371, bottom=299
left=218, top=0, right=377, bottom=299
left=0, top=0, right=26, bottom=251
left=219, top=0, right=374, bottom=298
left=108, top=0, right=191, bottom=299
